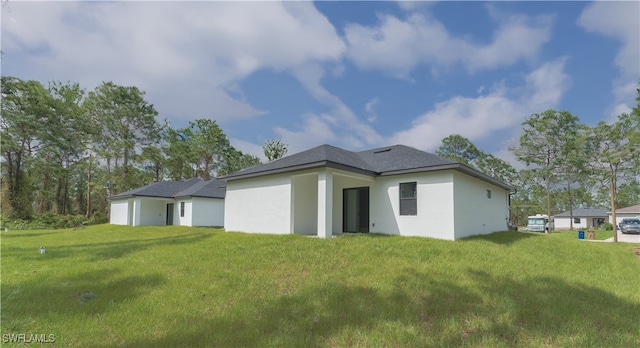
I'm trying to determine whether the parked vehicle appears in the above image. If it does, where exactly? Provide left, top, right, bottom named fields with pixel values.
left=527, top=214, right=553, bottom=232
left=619, top=218, right=640, bottom=234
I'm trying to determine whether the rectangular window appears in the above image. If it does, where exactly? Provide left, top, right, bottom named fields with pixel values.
left=487, top=190, right=492, bottom=198
left=180, top=202, right=185, bottom=217
left=399, top=182, right=417, bottom=216
left=574, top=217, right=581, bottom=224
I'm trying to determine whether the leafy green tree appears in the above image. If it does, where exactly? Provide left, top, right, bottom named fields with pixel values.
left=511, top=110, right=581, bottom=232
left=0, top=77, right=53, bottom=217
left=557, top=124, right=591, bottom=230
left=475, top=153, right=517, bottom=186
left=263, top=139, right=288, bottom=161
left=163, top=126, right=197, bottom=181
left=436, top=134, right=482, bottom=167
left=586, top=113, right=639, bottom=241
left=85, top=82, right=162, bottom=194
left=220, top=148, right=261, bottom=176
left=163, top=119, right=261, bottom=179
left=189, top=119, right=230, bottom=179
left=46, top=81, right=88, bottom=215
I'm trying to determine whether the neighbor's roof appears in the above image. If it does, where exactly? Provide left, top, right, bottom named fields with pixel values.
left=554, top=207, right=608, bottom=217
left=610, top=204, right=640, bottom=214
left=222, top=144, right=512, bottom=190
left=109, top=178, right=225, bottom=200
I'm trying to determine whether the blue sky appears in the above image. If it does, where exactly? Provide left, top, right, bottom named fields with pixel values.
left=2, top=1, right=638, bottom=165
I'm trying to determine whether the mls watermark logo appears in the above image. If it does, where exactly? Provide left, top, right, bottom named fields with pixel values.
left=2, top=333, right=56, bottom=344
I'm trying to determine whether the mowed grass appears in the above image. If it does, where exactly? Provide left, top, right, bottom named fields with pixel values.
left=2, top=226, right=639, bottom=347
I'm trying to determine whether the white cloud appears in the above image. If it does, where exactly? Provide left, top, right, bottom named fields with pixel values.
left=229, top=137, right=267, bottom=162
left=277, top=62, right=384, bottom=151
left=365, top=97, right=380, bottom=122
left=389, top=58, right=571, bottom=152
left=1, top=1, right=345, bottom=123
left=396, top=1, right=437, bottom=12
left=578, top=1, right=640, bottom=118
left=273, top=114, right=338, bottom=155
left=344, top=9, right=553, bottom=76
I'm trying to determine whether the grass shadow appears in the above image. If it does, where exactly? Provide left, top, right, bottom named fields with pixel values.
left=464, top=231, right=542, bottom=245
left=2, top=233, right=213, bottom=262
left=118, top=266, right=640, bottom=347
left=1, top=268, right=165, bottom=332
left=1, top=231, right=60, bottom=238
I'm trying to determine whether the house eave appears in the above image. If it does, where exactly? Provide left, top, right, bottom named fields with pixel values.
left=223, top=161, right=376, bottom=181
left=379, top=163, right=513, bottom=191
left=108, top=194, right=174, bottom=200
left=174, top=195, right=225, bottom=199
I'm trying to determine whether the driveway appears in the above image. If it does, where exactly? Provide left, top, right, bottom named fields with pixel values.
left=605, top=230, right=640, bottom=243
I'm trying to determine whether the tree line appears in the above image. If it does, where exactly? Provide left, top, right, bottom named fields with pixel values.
left=435, top=90, right=640, bottom=238
left=2, top=76, right=638, bottom=233
left=1, top=77, right=266, bottom=221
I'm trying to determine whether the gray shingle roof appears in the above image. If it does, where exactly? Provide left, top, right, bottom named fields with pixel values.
left=223, top=144, right=512, bottom=190
left=554, top=207, right=608, bottom=217
left=174, top=178, right=226, bottom=199
left=357, top=145, right=456, bottom=173
left=109, top=178, right=225, bottom=200
left=614, top=204, right=640, bottom=213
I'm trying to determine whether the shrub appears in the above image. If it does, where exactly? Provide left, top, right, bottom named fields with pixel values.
left=0, top=214, right=104, bottom=230
left=602, top=222, right=613, bottom=230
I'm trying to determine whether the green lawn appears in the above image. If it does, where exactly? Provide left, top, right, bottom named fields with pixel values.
left=2, top=226, right=639, bottom=347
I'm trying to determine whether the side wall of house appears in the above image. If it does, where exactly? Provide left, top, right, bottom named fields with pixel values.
left=110, top=199, right=131, bottom=225
left=138, top=198, right=171, bottom=226
left=191, top=198, right=225, bottom=227
left=330, top=172, right=375, bottom=235
left=370, top=171, right=456, bottom=240
left=225, top=174, right=291, bottom=234
left=452, top=172, right=509, bottom=239
left=554, top=217, right=595, bottom=230
left=174, top=199, right=192, bottom=226
left=292, top=173, right=318, bottom=235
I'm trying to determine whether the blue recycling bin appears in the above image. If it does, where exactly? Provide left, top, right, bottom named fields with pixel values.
left=578, top=230, right=585, bottom=239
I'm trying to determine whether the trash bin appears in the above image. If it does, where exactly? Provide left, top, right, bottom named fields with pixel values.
left=578, top=231, right=585, bottom=239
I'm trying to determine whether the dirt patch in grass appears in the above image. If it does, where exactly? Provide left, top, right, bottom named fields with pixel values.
left=633, top=248, right=640, bottom=259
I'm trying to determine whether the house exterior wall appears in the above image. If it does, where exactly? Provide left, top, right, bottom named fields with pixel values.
left=175, top=199, right=192, bottom=226
left=292, top=173, right=318, bottom=235
left=138, top=197, right=172, bottom=226
left=191, top=197, right=224, bottom=227
left=224, top=166, right=508, bottom=240
left=370, top=171, right=455, bottom=240
left=609, top=213, right=640, bottom=226
left=110, top=199, right=132, bottom=225
left=555, top=216, right=606, bottom=230
left=330, top=171, right=375, bottom=234
left=225, top=174, right=292, bottom=234
left=452, top=171, right=509, bottom=239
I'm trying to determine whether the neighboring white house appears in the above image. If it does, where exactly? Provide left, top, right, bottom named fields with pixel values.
left=553, top=207, right=607, bottom=230
left=222, top=144, right=513, bottom=240
left=109, top=178, right=225, bottom=227
left=608, top=204, right=640, bottom=226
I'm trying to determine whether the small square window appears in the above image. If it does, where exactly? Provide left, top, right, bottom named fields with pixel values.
left=180, top=202, right=185, bottom=217
left=399, top=182, right=417, bottom=216
left=574, top=217, right=581, bottom=224
left=487, top=190, right=492, bottom=198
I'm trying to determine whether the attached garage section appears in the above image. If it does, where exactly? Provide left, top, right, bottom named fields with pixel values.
left=110, top=198, right=133, bottom=225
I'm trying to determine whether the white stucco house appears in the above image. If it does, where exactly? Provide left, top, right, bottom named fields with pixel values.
left=608, top=204, right=640, bottom=226
left=109, top=178, right=225, bottom=227
left=553, top=207, right=607, bottom=230
left=222, top=144, right=513, bottom=240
